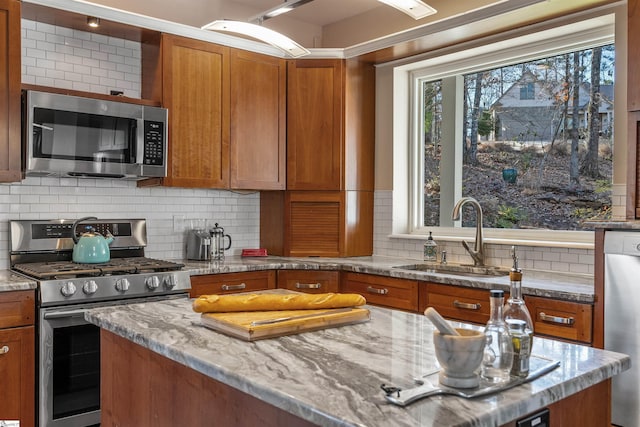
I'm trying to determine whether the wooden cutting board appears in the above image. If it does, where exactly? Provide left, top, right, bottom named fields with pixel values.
left=199, top=307, right=370, bottom=341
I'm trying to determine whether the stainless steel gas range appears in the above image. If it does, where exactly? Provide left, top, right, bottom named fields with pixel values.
left=9, top=218, right=191, bottom=427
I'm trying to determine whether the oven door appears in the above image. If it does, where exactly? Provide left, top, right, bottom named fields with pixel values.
left=39, top=306, right=101, bottom=427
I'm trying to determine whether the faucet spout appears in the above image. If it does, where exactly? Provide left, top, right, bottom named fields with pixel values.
left=451, top=197, right=485, bottom=266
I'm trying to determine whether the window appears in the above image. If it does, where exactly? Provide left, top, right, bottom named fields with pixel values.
left=519, top=82, right=535, bottom=100
left=396, top=15, right=617, bottom=244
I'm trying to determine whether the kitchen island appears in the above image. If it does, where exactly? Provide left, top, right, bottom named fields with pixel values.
left=85, top=297, right=629, bottom=427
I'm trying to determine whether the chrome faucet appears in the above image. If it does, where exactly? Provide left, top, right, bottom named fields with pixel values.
left=451, top=197, right=485, bottom=266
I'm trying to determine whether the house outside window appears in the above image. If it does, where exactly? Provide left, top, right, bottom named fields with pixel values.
left=394, top=15, right=616, bottom=246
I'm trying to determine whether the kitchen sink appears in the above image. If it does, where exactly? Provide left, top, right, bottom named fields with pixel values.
left=392, top=263, right=510, bottom=277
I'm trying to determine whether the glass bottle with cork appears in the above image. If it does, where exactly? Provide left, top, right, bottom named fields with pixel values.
left=503, top=246, right=534, bottom=377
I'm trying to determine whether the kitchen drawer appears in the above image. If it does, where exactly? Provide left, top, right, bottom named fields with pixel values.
left=423, top=283, right=491, bottom=325
left=277, top=270, right=339, bottom=293
left=526, top=296, right=593, bottom=344
left=189, top=271, right=276, bottom=297
left=341, top=272, right=418, bottom=311
left=0, top=290, right=35, bottom=328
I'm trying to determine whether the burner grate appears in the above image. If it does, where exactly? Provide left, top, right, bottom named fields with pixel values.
left=13, top=257, right=184, bottom=280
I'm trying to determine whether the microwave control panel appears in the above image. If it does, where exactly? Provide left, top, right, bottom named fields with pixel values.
left=143, top=120, right=165, bottom=166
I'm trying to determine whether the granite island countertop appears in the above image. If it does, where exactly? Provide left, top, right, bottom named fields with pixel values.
left=180, top=255, right=595, bottom=303
left=85, top=297, right=629, bottom=427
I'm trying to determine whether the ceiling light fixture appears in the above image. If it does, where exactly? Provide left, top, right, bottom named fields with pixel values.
left=201, top=20, right=310, bottom=58
left=87, top=16, right=100, bottom=28
left=249, top=0, right=315, bottom=23
left=377, top=0, right=437, bottom=20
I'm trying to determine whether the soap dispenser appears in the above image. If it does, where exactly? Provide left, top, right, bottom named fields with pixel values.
left=424, top=232, right=438, bottom=262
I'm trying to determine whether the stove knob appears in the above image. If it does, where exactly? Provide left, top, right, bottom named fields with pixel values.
left=163, top=275, right=176, bottom=289
left=60, top=282, right=77, bottom=297
left=146, top=276, right=160, bottom=290
left=83, top=280, right=98, bottom=295
left=115, top=278, right=130, bottom=292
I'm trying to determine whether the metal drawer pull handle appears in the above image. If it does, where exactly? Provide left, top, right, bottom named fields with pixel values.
left=296, top=282, right=322, bottom=289
left=0, top=345, right=8, bottom=355
left=366, top=286, right=389, bottom=295
left=539, top=312, right=575, bottom=325
left=453, top=300, right=481, bottom=310
left=221, top=283, right=247, bottom=291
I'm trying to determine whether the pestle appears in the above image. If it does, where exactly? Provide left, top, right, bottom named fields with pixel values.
left=424, top=307, right=461, bottom=336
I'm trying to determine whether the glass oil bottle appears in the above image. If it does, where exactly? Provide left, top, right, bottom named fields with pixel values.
left=503, top=246, right=534, bottom=377
left=481, top=289, right=514, bottom=383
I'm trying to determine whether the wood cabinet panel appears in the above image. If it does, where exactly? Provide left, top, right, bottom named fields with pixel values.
left=0, top=290, right=35, bottom=329
left=101, top=330, right=316, bottom=427
left=260, top=190, right=373, bottom=257
left=277, top=270, right=339, bottom=293
left=526, top=295, right=593, bottom=344
left=0, top=325, right=35, bottom=427
left=230, top=50, right=286, bottom=190
left=0, top=0, right=21, bottom=183
left=189, top=271, right=276, bottom=297
left=161, top=35, right=230, bottom=188
left=287, top=59, right=343, bottom=190
left=341, top=272, right=418, bottom=311
left=423, top=283, right=491, bottom=325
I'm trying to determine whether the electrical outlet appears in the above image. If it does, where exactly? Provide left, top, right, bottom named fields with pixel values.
left=173, top=215, right=185, bottom=233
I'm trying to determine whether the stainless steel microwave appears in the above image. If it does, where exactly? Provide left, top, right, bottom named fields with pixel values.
left=24, top=90, right=168, bottom=180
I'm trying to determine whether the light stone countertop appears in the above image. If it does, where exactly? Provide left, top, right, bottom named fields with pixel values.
left=0, top=270, right=37, bottom=293
left=181, top=255, right=595, bottom=303
left=85, top=297, right=630, bottom=427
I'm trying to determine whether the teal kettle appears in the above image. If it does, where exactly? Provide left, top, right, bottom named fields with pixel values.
left=72, top=216, right=114, bottom=263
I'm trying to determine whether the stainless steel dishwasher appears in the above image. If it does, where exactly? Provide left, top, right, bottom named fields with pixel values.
left=604, top=230, right=640, bottom=427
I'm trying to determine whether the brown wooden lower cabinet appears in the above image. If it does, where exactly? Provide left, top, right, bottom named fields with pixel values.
left=101, top=330, right=315, bottom=427
left=341, top=272, right=418, bottom=311
left=525, top=295, right=593, bottom=344
left=189, top=270, right=276, bottom=297
left=0, top=290, right=35, bottom=427
left=421, top=282, right=491, bottom=324
left=500, top=379, right=610, bottom=427
left=277, top=270, right=339, bottom=293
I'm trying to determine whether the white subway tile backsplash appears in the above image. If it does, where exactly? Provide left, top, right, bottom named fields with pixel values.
left=22, top=18, right=141, bottom=98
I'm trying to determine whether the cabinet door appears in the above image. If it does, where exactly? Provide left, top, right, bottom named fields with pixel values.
left=230, top=50, right=286, bottom=190
left=189, top=271, right=276, bottom=297
left=423, top=283, right=491, bottom=325
left=0, top=326, right=35, bottom=427
left=0, top=0, right=20, bottom=183
left=526, top=295, right=593, bottom=344
left=277, top=270, right=339, bottom=293
left=162, top=35, right=230, bottom=188
left=341, top=272, right=418, bottom=312
left=287, top=59, right=344, bottom=190
left=0, top=290, right=35, bottom=328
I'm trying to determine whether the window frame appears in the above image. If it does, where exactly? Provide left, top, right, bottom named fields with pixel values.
left=391, top=15, right=616, bottom=248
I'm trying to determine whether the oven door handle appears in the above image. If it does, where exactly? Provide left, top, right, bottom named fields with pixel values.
left=43, top=309, right=87, bottom=320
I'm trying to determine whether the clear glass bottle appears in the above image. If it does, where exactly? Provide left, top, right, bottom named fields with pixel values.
left=482, top=289, right=514, bottom=383
left=503, top=246, right=534, bottom=377
left=423, top=231, right=438, bottom=262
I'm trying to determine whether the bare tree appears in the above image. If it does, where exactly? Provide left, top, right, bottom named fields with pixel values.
left=582, top=46, right=602, bottom=177
left=569, top=52, right=581, bottom=189
left=466, top=72, right=483, bottom=165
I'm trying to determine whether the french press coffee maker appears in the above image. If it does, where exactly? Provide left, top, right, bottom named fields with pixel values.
left=210, top=223, right=232, bottom=260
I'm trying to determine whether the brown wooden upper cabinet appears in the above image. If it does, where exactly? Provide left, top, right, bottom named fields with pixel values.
left=157, top=34, right=230, bottom=188
left=230, top=50, right=286, bottom=190
left=142, top=35, right=286, bottom=190
left=286, top=59, right=374, bottom=191
left=0, top=0, right=21, bottom=183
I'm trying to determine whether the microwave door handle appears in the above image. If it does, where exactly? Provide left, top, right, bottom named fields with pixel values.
left=136, top=118, right=144, bottom=165
left=33, top=123, right=54, bottom=131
